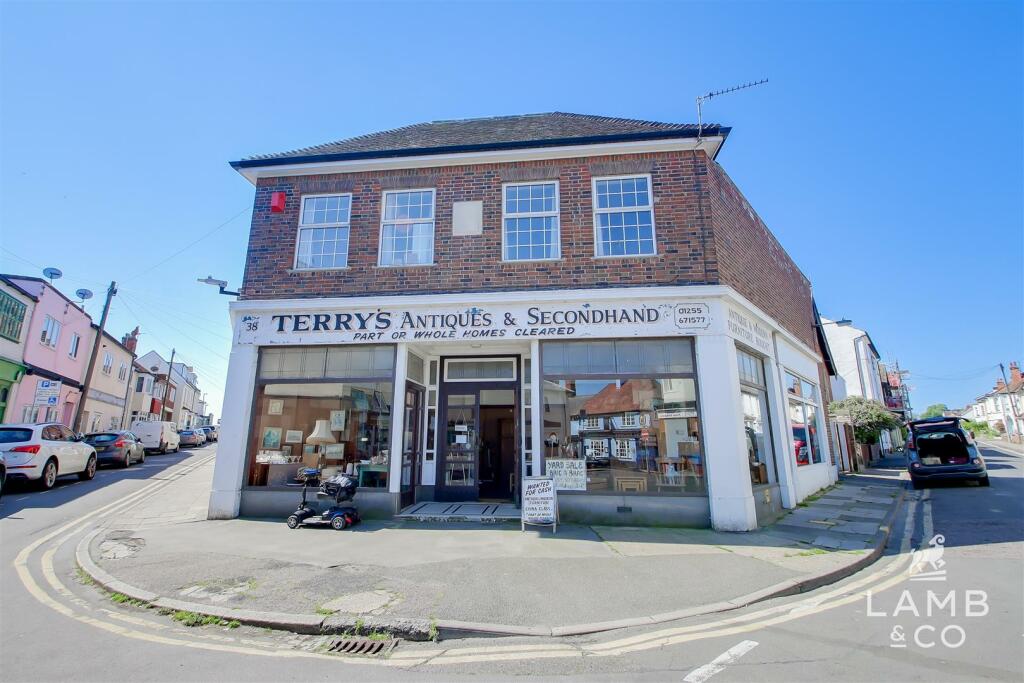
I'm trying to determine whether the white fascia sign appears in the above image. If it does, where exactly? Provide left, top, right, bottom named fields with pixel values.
left=234, top=298, right=718, bottom=346
left=726, top=304, right=775, bottom=358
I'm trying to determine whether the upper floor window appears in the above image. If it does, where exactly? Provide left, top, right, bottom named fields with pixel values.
left=379, top=189, right=434, bottom=266
left=503, top=182, right=560, bottom=261
left=118, top=362, right=129, bottom=382
left=593, top=175, right=656, bottom=257
left=102, top=352, right=113, bottom=375
left=295, top=194, right=351, bottom=270
left=68, top=333, right=81, bottom=359
left=136, top=375, right=146, bottom=392
left=40, top=315, right=61, bottom=348
left=0, top=291, right=27, bottom=342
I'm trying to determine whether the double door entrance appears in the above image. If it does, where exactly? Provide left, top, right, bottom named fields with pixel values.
left=435, top=357, right=521, bottom=503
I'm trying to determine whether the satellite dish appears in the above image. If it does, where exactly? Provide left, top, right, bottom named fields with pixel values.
left=75, top=288, right=94, bottom=301
left=150, top=366, right=160, bottom=372
left=43, top=267, right=63, bottom=282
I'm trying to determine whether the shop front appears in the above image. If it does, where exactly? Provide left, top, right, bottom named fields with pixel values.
left=210, top=285, right=836, bottom=531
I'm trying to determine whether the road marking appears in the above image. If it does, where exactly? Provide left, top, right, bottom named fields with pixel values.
left=683, top=640, right=759, bottom=683
left=921, top=489, right=934, bottom=542
left=14, top=453, right=920, bottom=669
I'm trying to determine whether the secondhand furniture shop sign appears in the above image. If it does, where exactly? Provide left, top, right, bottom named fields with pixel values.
left=235, top=300, right=713, bottom=345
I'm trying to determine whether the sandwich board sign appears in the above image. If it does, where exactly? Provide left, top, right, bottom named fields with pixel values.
left=521, top=476, right=557, bottom=533
left=545, top=458, right=586, bottom=491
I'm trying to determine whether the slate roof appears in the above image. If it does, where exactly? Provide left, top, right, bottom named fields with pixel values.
left=232, top=112, right=728, bottom=168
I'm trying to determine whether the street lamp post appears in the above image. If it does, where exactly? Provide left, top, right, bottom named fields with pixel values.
left=197, top=275, right=239, bottom=297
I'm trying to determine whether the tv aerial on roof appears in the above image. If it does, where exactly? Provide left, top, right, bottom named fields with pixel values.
left=696, top=78, right=768, bottom=141
left=75, top=288, right=94, bottom=303
left=42, top=267, right=63, bottom=283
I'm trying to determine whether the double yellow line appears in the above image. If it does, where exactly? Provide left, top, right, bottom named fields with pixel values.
left=13, top=456, right=921, bottom=669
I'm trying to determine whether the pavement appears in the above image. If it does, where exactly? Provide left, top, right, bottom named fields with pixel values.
left=82, top=455, right=904, bottom=639
left=5, top=443, right=1021, bottom=681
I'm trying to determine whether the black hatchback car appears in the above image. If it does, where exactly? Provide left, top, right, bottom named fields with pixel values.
left=84, top=431, right=146, bottom=468
left=906, top=417, right=988, bottom=489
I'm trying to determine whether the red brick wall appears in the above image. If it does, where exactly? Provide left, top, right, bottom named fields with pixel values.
left=239, top=151, right=718, bottom=300
left=705, top=160, right=817, bottom=350
left=238, top=148, right=818, bottom=353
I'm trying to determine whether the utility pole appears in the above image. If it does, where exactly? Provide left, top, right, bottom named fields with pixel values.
left=161, top=347, right=176, bottom=422
left=998, top=363, right=1022, bottom=440
left=73, top=281, right=117, bottom=433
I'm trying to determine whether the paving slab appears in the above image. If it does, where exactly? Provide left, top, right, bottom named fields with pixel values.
left=85, top=456, right=906, bottom=634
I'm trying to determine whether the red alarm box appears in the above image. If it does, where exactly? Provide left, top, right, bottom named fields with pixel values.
left=270, top=192, right=286, bottom=213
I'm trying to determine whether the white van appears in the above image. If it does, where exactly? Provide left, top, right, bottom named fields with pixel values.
left=130, top=421, right=180, bottom=454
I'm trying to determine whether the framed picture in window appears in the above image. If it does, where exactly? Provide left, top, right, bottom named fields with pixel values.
left=330, top=410, right=347, bottom=431
left=268, top=399, right=284, bottom=416
left=285, top=429, right=303, bottom=444
left=261, top=427, right=282, bottom=449
left=351, top=389, right=370, bottom=411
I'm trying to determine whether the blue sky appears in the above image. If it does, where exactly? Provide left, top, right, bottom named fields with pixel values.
left=1, top=1, right=1021, bottom=417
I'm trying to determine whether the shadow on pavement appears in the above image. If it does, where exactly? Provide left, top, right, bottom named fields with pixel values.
left=0, top=446, right=213, bottom=519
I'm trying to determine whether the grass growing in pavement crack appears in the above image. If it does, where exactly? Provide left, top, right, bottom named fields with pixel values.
left=316, top=607, right=334, bottom=616
left=74, top=567, right=94, bottom=586
left=789, top=548, right=831, bottom=557
left=428, top=618, right=439, bottom=642
left=110, top=592, right=146, bottom=607
left=171, top=610, right=239, bottom=628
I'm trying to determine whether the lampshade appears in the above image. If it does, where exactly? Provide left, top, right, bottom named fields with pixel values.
left=306, top=419, right=337, bottom=446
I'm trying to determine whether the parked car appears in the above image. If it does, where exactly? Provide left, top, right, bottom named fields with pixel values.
left=130, top=420, right=180, bottom=454
left=792, top=423, right=811, bottom=465
left=0, top=451, right=6, bottom=501
left=178, top=429, right=205, bottom=447
left=0, top=423, right=97, bottom=490
left=199, top=425, right=218, bottom=442
left=906, top=417, right=988, bottom=489
left=84, top=431, right=146, bottom=468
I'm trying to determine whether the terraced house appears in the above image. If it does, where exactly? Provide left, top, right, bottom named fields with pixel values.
left=210, top=112, right=837, bottom=531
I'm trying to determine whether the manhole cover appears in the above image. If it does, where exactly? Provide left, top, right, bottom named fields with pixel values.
left=325, top=636, right=398, bottom=657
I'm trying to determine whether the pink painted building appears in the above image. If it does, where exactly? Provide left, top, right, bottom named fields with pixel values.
left=2, top=275, right=95, bottom=427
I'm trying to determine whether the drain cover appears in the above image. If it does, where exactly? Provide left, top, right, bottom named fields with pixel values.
left=325, top=636, right=398, bottom=657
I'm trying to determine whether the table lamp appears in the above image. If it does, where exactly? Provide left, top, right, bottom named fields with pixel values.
left=306, top=419, right=337, bottom=473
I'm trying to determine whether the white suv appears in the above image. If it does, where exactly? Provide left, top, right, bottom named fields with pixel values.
left=0, top=423, right=98, bottom=490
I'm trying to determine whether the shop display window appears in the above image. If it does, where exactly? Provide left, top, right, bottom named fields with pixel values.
left=541, top=339, right=704, bottom=496
left=737, top=348, right=776, bottom=485
left=247, top=345, right=395, bottom=488
left=786, top=371, right=823, bottom=467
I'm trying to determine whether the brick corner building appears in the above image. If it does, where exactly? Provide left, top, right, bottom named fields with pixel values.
left=211, top=112, right=838, bottom=531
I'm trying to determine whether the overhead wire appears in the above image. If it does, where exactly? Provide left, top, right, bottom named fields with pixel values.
left=123, top=205, right=252, bottom=282
left=116, top=294, right=227, bottom=386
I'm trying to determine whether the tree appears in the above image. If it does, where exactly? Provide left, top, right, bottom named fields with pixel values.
left=963, top=419, right=996, bottom=438
left=919, top=403, right=949, bottom=419
left=829, top=396, right=903, bottom=444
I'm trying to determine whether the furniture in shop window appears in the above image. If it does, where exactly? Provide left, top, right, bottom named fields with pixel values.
left=357, top=463, right=388, bottom=488
left=614, top=476, right=647, bottom=493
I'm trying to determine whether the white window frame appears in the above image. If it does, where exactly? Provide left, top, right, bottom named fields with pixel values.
left=619, top=412, right=639, bottom=428
left=118, top=362, right=128, bottom=382
left=584, top=437, right=609, bottom=459
left=784, top=367, right=825, bottom=467
left=580, top=416, right=603, bottom=430
left=613, top=437, right=637, bottom=461
left=102, top=352, right=113, bottom=375
left=40, top=315, right=61, bottom=348
left=293, top=192, right=353, bottom=271
left=501, top=180, right=561, bottom=262
left=378, top=188, right=436, bottom=267
left=68, top=332, right=80, bottom=358
left=443, top=357, right=517, bottom=383
left=591, top=173, right=658, bottom=258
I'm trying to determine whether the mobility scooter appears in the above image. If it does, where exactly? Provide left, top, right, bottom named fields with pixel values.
left=286, top=469, right=361, bottom=530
